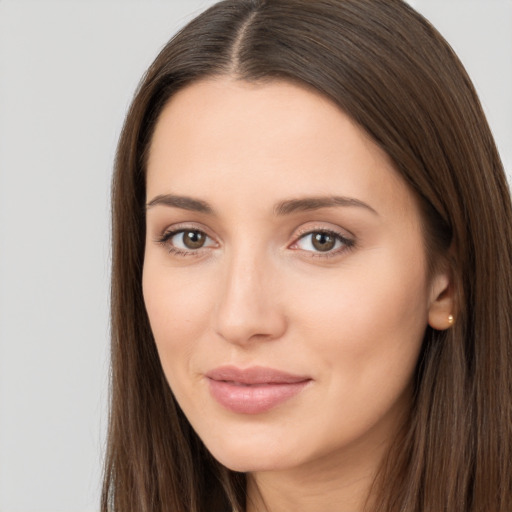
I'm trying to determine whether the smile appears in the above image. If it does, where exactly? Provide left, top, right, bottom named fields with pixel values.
left=205, top=365, right=311, bottom=414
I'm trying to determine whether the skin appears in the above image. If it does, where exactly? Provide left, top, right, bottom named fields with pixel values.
left=143, top=78, right=453, bottom=512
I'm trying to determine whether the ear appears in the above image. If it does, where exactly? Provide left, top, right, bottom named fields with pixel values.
left=427, top=269, right=456, bottom=330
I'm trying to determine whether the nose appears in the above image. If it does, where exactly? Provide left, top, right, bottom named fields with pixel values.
left=213, top=250, right=287, bottom=346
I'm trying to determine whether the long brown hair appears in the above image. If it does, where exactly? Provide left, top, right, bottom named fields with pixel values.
left=103, top=1, right=512, bottom=511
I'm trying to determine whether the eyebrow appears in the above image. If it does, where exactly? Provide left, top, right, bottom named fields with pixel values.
left=146, top=194, right=378, bottom=216
left=146, top=194, right=214, bottom=214
left=274, top=196, right=378, bottom=216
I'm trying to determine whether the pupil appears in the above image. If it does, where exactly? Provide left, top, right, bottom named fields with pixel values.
left=184, top=231, right=205, bottom=249
left=312, top=232, right=335, bottom=252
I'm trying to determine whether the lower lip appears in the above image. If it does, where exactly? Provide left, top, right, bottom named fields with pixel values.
left=207, top=378, right=310, bottom=414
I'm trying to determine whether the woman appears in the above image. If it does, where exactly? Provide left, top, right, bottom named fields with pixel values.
left=102, top=1, right=512, bottom=511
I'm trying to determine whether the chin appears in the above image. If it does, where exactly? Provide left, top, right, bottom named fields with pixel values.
left=210, top=449, right=291, bottom=473
left=200, top=429, right=306, bottom=473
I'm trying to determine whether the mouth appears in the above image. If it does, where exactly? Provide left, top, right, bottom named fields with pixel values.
left=205, top=365, right=312, bottom=414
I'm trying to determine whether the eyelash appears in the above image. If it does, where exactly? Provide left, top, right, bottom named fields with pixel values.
left=155, top=227, right=355, bottom=259
left=156, top=228, right=216, bottom=258
left=292, top=228, right=355, bottom=258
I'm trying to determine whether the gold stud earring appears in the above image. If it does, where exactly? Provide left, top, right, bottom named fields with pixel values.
left=448, top=314, right=454, bottom=325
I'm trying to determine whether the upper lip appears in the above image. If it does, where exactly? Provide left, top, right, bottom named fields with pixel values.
left=205, top=365, right=311, bottom=385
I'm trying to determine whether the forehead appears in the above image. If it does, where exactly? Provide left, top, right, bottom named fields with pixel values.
left=146, top=77, right=417, bottom=222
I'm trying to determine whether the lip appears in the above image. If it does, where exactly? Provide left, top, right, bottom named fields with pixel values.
left=205, top=365, right=311, bottom=414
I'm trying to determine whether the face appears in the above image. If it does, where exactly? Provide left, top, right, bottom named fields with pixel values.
left=143, top=78, right=449, bottom=475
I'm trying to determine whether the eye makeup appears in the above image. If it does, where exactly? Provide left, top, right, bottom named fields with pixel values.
left=154, top=223, right=356, bottom=260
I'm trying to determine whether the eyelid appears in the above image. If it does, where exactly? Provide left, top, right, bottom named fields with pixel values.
left=289, top=224, right=355, bottom=257
left=293, top=223, right=354, bottom=240
left=153, top=222, right=355, bottom=258
left=155, top=221, right=216, bottom=241
left=155, top=223, right=218, bottom=256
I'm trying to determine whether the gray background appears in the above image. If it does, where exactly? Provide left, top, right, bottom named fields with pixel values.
left=0, top=1, right=510, bottom=511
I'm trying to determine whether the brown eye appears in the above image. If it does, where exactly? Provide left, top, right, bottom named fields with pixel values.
left=159, top=228, right=215, bottom=254
left=311, top=232, right=336, bottom=252
left=294, top=230, right=352, bottom=255
left=182, top=230, right=206, bottom=249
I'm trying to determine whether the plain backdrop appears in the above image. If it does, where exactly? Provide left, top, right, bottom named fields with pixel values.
left=0, top=1, right=510, bottom=511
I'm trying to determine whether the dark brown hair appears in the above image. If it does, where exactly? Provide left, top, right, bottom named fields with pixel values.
left=103, top=1, right=512, bottom=511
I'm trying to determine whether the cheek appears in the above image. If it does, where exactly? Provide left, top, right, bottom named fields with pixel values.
left=142, top=261, right=215, bottom=371
left=277, top=257, right=428, bottom=451
left=289, top=249, right=429, bottom=393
